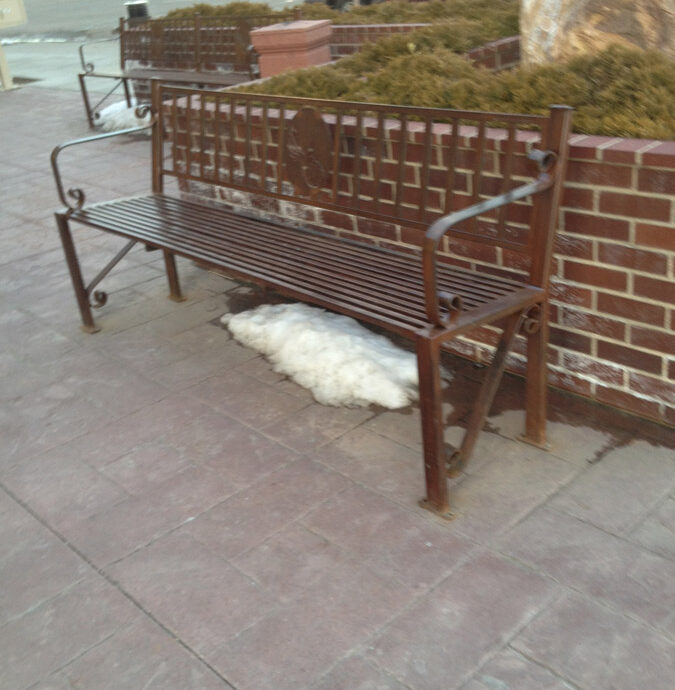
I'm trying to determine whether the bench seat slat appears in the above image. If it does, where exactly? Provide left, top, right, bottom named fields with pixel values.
left=70, top=194, right=540, bottom=337
left=118, top=196, right=512, bottom=309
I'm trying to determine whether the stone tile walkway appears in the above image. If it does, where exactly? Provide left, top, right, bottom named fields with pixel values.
left=1, top=86, right=674, bottom=690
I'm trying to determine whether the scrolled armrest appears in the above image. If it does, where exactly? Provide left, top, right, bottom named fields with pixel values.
left=51, top=109, right=155, bottom=214
left=78, top=37, right=120, bottom=73
left=423, top=149, right=556, bottom=328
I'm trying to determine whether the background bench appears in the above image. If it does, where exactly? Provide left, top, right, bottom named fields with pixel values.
left=52, top=81, right=572, bottom=516
left=78, top=12, right=296, bottom=128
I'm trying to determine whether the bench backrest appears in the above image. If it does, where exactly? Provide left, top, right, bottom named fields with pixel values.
left=120, top=13, right=296, bottom=72
left=150, top=81, right=572, bottom=288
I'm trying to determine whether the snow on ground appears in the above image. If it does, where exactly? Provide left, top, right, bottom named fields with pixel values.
left=222, top=303, right=421, bottom=409
left=97, top=98, right=151, bottom=133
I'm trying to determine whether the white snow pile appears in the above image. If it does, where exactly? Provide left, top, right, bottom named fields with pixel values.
left=221, top=303, right=421, bottom=409
left=97, top=98, right=151, bottom=134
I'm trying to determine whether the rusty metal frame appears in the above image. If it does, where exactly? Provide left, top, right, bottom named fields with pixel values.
left=51, top=106, right=155, bottom=214
left=53, top=83, right=573, bottom=516
left=51, top=107, right=156, bottom=330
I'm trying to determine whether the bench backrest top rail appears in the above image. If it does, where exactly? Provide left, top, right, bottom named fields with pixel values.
left=121, top=13, right=296, bottom=71
left=151, top=83, right=570, bottom=285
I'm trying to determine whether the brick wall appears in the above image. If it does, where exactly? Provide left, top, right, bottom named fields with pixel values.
left=330, top=26, right=520, bottom=71
left=466, top=36, right=520, bottom=71
left=549, top=137, right=674, bottom=425
left=175, top=102, right=674, bottom=426
left=330, top=24, right=430, bottom=59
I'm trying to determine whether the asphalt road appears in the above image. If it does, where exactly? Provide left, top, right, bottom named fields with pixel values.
left=1, top=0, right=291, bottom=39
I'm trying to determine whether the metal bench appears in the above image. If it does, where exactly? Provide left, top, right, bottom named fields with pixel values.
left=78, top=12, right=296, bottom=128
left=51, top=81, right=572, bottom=517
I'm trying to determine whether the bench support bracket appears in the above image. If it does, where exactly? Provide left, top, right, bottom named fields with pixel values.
left=521, top=302, right=550, bottom=449
left=416, top=334, right=453, bottom=519
left=163, top=250, right=186, bottom=302
left=446, top=311, right=526, bottom=478
left=418, top=309, right=533, bottom=517
left=78, top=72, right=133, bottom=129
left=56, top=213, right=100, bottom=333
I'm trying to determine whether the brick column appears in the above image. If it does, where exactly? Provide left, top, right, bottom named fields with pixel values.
left=250, top=20, right=332, bottom=78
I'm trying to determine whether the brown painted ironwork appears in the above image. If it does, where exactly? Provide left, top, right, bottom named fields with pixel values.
left=77, top=12, right=295, bottom=127
left=285, top=107, right=333, bottom=197
left=52, top=80, right=573, bottom=516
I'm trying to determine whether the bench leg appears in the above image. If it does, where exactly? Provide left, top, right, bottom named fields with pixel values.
left=522, top=303, right=549, bottom=448
left=56, top=214, right=99, bottom=333
left=448, top=311, right=524, bottom=476
left=416, top=334, right=452, bottom=518
left=163, top=250, right=186, bottom=302
left=78, top=73, right=96, bottom=129
left=122, top=76, right=132, bottom=108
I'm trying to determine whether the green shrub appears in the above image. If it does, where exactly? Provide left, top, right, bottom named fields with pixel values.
left=166, top=2, right=277, bottom=19
left=165, top=0, right=519, bottom=30
left=241, top=42, right=675, bottom=139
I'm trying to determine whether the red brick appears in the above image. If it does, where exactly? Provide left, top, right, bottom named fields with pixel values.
left=428, top=168, right=468, bottom=192
left=635, top=223, right=675, bottom=251
left=561, top=185, right=594, bottom=211
left=562, top=351, right=624, bottom=385
left=380, top=162, right=416, bottom=185
left=501, top=248, right=530, bottom=272
left=557, top=307, right=626, bottom=340
left=563, top=260, right=627, bottom=291
left=637, top=168, right=675, bottom=195
left=566, top=160, right=633, bottom=188
left=597, top=244, right=668, bottom=275
left=599, top=191, right=670, bottom=222
left=356, top=217, right=398, bottom=242
left=554, top=234, right=594, bottom=259
left=601, top=138, right=654, bottom=164
left=549, top=281, right=593, bottom=308
left=664, top=405, right=675, bottom=426
left=564, top=210, right=629, bottom=240
left=568, top=135, right=609, bottom=160
left=597, top=292, right=665, bottom=326
left=549, top=368, right=593, bottom=396
left=633, top=275, right=675, bottom=304
left=399, top=225, right=425, bottom=248
left=641, top=141, right=675, bottom=169
left=669, top=361, right=675, bottom=380
left=630, top=326, right=675, bottom=354
left=320, top=210, right=355, bottom=232
left=447, top=238, right=498, bottom=264
left=596, top=386, right=661, bottom=420
left=506, top=353, right=528, bottom=375
left=629, top=372, right=675, bottom=405
left=597, top=340, right=662, bottom=374
left=549, top=326, right=592, bottom=354
left=436, top=254, right=472, bottom=271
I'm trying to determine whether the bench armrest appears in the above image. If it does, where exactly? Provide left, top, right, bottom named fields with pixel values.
left=423, top=149, right=556, bottom=328
left=51, top=108, right=155, bottom=214
left=79, top=36, right=119, bottom=74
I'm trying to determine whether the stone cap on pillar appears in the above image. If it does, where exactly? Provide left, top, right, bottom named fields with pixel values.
left=251, top=19, right=333, bottom=52
left=250, top=19, right=333, bottom=78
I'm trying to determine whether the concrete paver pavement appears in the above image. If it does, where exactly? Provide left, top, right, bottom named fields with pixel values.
left=1, top=84, right=674, bottom=690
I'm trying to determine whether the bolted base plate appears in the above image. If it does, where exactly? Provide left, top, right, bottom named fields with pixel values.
left=517, top=433, right=552, bottom=451
left=80, top=323, right=101, bottom=334
left=419, top=498, right=455, bottom=521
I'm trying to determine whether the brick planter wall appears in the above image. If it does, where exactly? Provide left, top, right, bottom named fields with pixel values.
left=466, top=36, right=520, bottom=71
left=330, top=26, right=521, bottom=72
left=550, top=137, right=674, bottom=425
left=330, top=24, right=430, bottom=59
left=175, top=102, right=674, bottom=426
